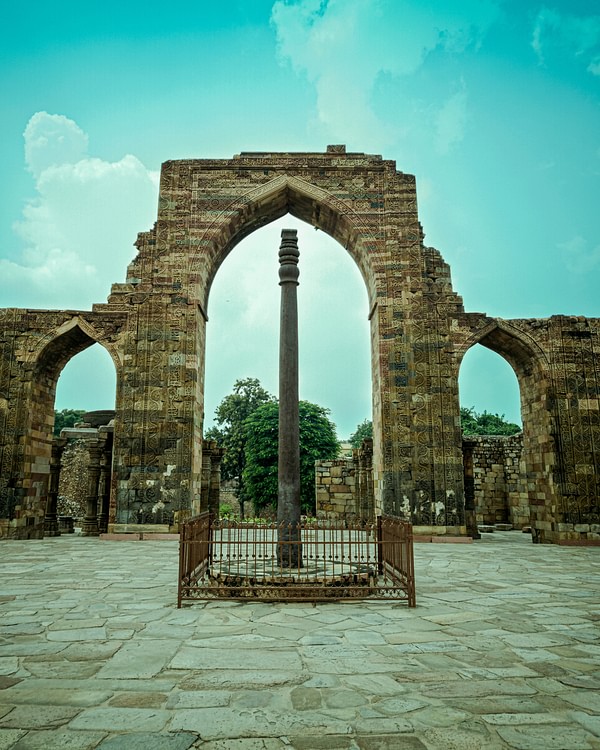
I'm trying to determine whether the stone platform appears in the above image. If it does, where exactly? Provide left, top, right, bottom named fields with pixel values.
left=0, top=532, right=599, bottom=749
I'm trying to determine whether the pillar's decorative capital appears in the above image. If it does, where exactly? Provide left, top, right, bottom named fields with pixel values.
left=279, top=228, right=299, bottom=286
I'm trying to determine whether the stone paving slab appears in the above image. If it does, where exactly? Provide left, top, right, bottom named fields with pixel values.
left=0, top=532, right=599, bottom=748
left=9, top=729, right=107, bottom=749
left=96, top=733, right=196, bottom=750
left=0, top=730, right=26, bottom=750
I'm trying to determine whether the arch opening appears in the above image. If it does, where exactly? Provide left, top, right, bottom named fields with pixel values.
left=458, top=322, right=553, bottom=535
left=203, top=214, right=372, bottom=518
left=26, top=326, right=118, bottom=537
left=202, top=176, right=378, bottom=310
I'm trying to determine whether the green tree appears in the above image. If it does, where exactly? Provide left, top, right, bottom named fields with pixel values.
left=53, top=409, right=86, bottom=437
left=460, top=407, right=521, bottom=436
left=207, top=378, right=275, bottom=518
left=243, top=400, right=339, bottom=515
left=349, top=418, right=373, bottom=448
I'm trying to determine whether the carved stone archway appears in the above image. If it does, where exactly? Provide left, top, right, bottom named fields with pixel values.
left=0, top=309, right=125, bottom=537
left=1, top=146, right=599, bottom=543
left=105, top=147, right=467, bottom=534
left=453, top=317, right=554, bottom=538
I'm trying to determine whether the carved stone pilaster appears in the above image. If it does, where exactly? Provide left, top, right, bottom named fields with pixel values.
left=462, top=438, right=481, bottom=540
left=208, top=443, right=225, bottom=517
left=81, top=442, right=102, bottom=536
left=97, top=439, right=112, bottom=534
left=44, top=438, right=66, bottom=537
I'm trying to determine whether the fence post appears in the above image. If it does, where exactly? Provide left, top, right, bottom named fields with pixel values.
left=177, top=519, right=187, bottom=608
left=406, top=521, right=416, bottom=607
left=377, top=515, right=383, bottom=575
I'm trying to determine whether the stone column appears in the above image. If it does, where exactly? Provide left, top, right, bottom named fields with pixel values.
left=200, top=450, right=212, bottom=514
left=208, top=443, right=225, bottom=518
left=44, top=438, right=66, bottom=537
left=462, top=438, right=480, bottom=540
left=360, top=438, right=374, bottom=522
left=277, top=229, right=302, bottom=567
left=97, top=436, right=112, bottom=534
left=81, top=443, right=102, bottom=536
left=354, top=448, right=363, bottom=517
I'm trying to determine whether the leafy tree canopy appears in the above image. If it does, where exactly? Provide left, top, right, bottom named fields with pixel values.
left=460, top=407, right=521, bottom=436
left=243, top=400, right=339, bottom=515
left=347, top=411, right=521, bottom=443
left=53, top=409, right=86, bottom=437
left=206, top=378, right=275, bottom=517
left=349, top=418, right=373, bottom=448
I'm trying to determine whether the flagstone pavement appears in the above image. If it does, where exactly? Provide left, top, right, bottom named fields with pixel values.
left=0, top=531, right=599, bottom=750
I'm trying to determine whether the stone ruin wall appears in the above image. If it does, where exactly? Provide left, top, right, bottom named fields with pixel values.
left=463, top=434, right=529, bottom=528
left=317, top=435, right=533, bottom=534
left=0, top=148, right=599, bottom=544
left=57, top=440, right=89, bottom=519
left=452, top=314, right=600, bottom=543
left=18, top=428, right=565, bottom=536
left=0, top=308, right=127, bottom=538
left=315, top=459, right=356, bottom=518
left=314, top=439, right=374, bottom=521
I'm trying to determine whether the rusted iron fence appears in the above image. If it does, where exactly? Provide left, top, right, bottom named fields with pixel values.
left=178, top=513, right=415, bottom=606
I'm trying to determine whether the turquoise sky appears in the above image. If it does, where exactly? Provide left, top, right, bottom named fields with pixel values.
left=1, top=0, right=598, bottom=438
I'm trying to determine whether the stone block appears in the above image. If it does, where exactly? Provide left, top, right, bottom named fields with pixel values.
left=109, top=524, right=170, bottom=534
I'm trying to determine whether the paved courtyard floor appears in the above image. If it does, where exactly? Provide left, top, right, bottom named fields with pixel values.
left=0, top=531, right=599, bottom=750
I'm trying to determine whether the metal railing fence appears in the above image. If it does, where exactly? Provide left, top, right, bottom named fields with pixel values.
left=178, top=513, right=415, bottom=606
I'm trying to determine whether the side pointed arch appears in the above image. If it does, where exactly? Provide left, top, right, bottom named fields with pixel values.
left=28, top=316, right=122, bottom=377
left=457, top=317, right=550, bottom=380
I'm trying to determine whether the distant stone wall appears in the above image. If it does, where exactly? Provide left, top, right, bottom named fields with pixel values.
left=86, top=432, right=529, bottom=529
left=218, top=482, right=257, bottom=518
left=464, top=434, right=528, bottom=528
left=57, top=440, right=88, bottom=519
left=317, top=435, right=529, bottom=531
left=315, top=458, right=356, bottom=518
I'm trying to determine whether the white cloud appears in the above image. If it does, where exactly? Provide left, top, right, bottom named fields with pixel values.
left=532, top=7, right=600, bottom=71
left=531, top=7, right=559, bottom=64
left=434, top=79, right=468, bottom=153
left=1, top=112, right=159, bottom=310
left=558, top=235, right=600, bottom=274
left=24, top=112, right=89, bottom=179
left=271, top=0, right=499, bottom=147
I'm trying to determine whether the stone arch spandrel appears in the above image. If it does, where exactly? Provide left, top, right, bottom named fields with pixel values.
left=151, top=151, right=420, bottom=303
left=455, top=317, right=550, bottom=377
left=188, top=174, right=382, bottom=310
left=28, top=315, right=125, bottom=374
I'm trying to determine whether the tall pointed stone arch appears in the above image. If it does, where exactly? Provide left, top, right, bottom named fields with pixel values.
left=0, top=308, right=127, bottom=537
left=108, top=147, right=469, bottom=531
left=195, top=173, right=380, bottom=304
left=24, top=319, right=118, bottom=530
